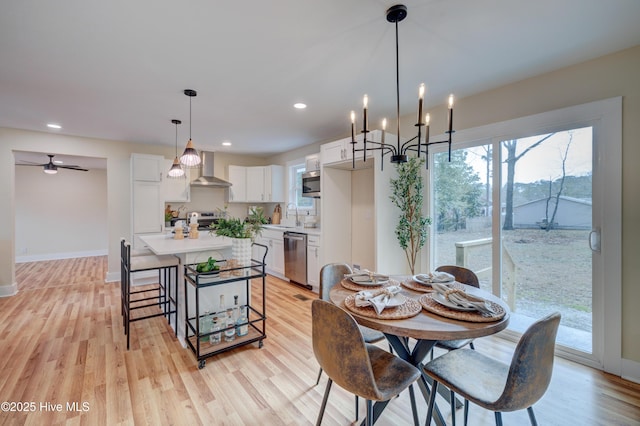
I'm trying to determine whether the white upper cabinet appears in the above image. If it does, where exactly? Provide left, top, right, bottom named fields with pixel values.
left=162, top=159, right=191, bottom=202
left=132, top=153, right=163, bottom=182
left=305, top=153, right=320, bottom=172
left=321, top=131, right=380, bottom=166
left=229, top=165, right=284, bottom=203
left=228, top=165, right=247, bottom=202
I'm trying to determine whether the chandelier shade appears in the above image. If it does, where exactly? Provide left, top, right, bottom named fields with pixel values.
left=168, top=119, right=186, bottom=178
left=349, top=4, right=455, bottom=170
left=180, top=89, right=201, bottom=168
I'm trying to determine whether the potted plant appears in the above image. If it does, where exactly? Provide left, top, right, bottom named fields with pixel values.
left=209, top=206, right=268, bottom=265
left=389, top=156, right=431, bottom=274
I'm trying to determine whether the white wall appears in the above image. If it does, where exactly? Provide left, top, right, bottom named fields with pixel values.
left=15, top=166, right=107, bottom=261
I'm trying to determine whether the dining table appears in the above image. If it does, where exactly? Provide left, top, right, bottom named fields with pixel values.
left=329, top=275, right=510, bottom=426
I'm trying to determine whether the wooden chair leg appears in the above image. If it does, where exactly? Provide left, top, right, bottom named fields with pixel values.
left=315, top=378, right=332, bottom=426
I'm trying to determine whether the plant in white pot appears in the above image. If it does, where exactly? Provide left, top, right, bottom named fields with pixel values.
left=390, top=156, right=431, bottom=275
left=209, top=206, right=268, bottom=266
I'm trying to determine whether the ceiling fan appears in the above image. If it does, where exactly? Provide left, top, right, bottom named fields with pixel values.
left=16, top=154, right=89, bottom=174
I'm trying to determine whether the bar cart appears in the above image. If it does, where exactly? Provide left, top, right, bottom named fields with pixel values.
left=183, top=243, right=268, bottom=369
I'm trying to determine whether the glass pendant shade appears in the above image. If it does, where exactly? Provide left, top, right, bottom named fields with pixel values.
left=43, top=163, right=58, bottom=174
left=180, top=139, right=201, bottom=167
left=167, top=157, right=185, bottom=178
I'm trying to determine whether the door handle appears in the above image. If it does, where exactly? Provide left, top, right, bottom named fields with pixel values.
left=589, top=229, right=601, bottom=252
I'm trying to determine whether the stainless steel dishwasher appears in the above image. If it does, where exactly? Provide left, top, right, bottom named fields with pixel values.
left=283, top=232, right=310, bottom=289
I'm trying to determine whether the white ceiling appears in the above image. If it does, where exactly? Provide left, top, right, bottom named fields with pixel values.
left=2, top=1, right=640, bottom=156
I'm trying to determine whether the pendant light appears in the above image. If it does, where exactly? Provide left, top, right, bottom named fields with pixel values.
left=180, top=89, right=201, bottom=167
left=167, top=119, right=185, bottom=178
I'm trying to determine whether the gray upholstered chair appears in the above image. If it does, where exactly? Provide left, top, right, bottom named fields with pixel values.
left=423, top=312, right=561, bottom=426
left=315, top=263, right=387, bottom=385
left=432, top=265, right=480, bottom=357
left=312, top=299, right=421, bottom=426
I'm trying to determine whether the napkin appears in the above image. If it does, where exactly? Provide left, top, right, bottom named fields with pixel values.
left=344, top=269, right=390, bottom=282
left=431, top=282, right=496, bottom=315
left=415, top=271, right=455, bottom=284
left=355, top=285, right=402, bottom=315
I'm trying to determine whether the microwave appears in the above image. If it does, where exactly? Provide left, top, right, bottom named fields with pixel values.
left=302, top=170, right=320, bottom=198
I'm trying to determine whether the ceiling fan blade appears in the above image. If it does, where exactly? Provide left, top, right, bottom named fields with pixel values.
left=16, top=163, right=46, bottom=167
left=58, top=165, right=89, bottom=171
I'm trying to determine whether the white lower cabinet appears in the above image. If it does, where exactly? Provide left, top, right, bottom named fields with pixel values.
left=254, top=229, right=285, bottom=278
left=307, top=235, right=321, bottom=292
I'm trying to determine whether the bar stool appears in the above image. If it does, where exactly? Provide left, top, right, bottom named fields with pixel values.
left=120, top=238, right=179, bottom=350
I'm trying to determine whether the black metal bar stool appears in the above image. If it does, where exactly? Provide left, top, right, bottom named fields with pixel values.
left=120, top=238, right=179, bottom=350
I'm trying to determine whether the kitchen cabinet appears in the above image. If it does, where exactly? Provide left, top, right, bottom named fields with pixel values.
left=228, top=165, right=247, bottom=202
left=228, top=165, right=284, bottom=203
left=131, top=154, right=164, bottom=249
left=254, top=229, right=285, bottom=278
left=163, top=159, right=191, bottom=202
left=305, top=153, right=320, bottom=172
left=320, top=131, right=381, bottom=166
left=307, top=234, right=321, bottom=292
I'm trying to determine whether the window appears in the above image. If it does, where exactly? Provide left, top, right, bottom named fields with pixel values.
left=289, top=162, right=314, bottom=210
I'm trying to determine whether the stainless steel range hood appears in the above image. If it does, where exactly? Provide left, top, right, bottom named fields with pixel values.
left=190, top=151, right=232, bottom=187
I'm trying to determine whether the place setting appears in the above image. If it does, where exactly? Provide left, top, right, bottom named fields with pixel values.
left=343, top=284, right=422, bottom=320
left=341, top=269, right=393, bottom=291
left=419, top=282, right=506, bottom=322
left=400, top=271, right=464, bottom=293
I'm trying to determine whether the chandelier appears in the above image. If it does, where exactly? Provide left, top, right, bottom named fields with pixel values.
left=349, top=4, right=455, bottom=169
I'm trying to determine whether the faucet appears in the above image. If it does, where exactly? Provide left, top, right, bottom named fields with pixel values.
left=286, top=203, right=301, bottom=227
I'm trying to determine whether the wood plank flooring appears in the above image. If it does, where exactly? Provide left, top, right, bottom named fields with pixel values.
left=2, top=256, right=639, bottom=425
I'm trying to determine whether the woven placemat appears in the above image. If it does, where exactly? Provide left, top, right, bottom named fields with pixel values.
left=419, top=294, right=506, bottom=323
left=341, top=278, right=392, bottom=292
left=344, top=294, right=422, bottom=320
left=401, top=279, right=463, bottom=293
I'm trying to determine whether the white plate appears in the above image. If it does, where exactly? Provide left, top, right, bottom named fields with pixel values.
left=350, top=276, right=390, bottom=286
left=413, top=273, right=454, bottom=285
left=431, top=293, right=475, bottom=311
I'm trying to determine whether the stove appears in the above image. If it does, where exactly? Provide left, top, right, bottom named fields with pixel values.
left=170, top=211, right=226, bottom=230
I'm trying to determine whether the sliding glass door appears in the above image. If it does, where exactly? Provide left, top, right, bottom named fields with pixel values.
left=428, top=98, right=622, bottom=370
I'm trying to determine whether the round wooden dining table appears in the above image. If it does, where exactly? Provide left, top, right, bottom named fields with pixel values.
left=329, top=276, right=510, bottom=426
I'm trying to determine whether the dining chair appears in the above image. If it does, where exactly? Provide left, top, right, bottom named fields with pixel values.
left=315, top=262, right=390, bottom=420
left=431, top=265, right=480, bottom=358
left=312, top=299, right=421, bottom=426
left=121, top=238, right=179, bottom=350
left=423, top=312, right=561, bottom=426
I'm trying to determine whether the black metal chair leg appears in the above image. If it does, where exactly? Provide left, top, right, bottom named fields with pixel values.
left=315, top=378, right=332, bottom=426
left=409, top=384, right=419, bottom=426
left=315, top=368, right=323, bottom=386
left=527, top=407, right=538, bottom=426
left=495, top=411, right=503, bottom=426
left=463, top=399, right=469, bottom=426
left=450, top=390, right=456, bottom=426
left=355, top=396, right=359, bottom=421
left=425, top=380, right=438, bottom=426
left=365, top=399, right=373, bottom=426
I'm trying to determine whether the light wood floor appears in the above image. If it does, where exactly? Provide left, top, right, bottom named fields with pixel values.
left=2, top=256, right=640, bottom=425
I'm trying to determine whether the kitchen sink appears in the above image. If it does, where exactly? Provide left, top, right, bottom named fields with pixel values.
left=264, top=224, right=295, bottom=229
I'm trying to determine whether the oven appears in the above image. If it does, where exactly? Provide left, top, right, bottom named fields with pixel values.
left=302, top=170, right=320, bottom=198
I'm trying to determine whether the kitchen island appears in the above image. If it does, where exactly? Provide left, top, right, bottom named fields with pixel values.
left=139, top=232, right=238, bottom=346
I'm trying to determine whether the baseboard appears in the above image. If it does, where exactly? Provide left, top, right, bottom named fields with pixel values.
left=622, top=358, right=640, bottom=384
left=16, top=249, right=108, bottom=263
left=0, top=282, right=18, bottom=298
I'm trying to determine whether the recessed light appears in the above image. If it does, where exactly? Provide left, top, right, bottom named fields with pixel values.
left=222, top=141, right=232, bottom=146
left=47, top=123, right=62, bottom=129
left=293, top=103, right=307, bottom=109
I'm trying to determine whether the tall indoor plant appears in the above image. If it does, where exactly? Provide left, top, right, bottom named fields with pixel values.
left=390, top=156, right=431, bottom=274
left=210, top=206, right=267, bottom=265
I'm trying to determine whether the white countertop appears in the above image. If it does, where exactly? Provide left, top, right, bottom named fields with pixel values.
left=262, top=224, right=321, bottom=236
left=139, top=232, right=233, bottom=256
